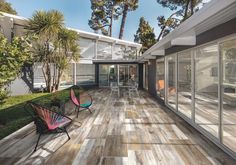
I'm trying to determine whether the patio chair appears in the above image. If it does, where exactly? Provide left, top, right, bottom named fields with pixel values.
left=110, top=82, right=120, bottom=97
left=129, top=82, right=139, bottom=97
left=24, top=101, right=72, bottom=152
left=70, top=87, right=93, bottom=118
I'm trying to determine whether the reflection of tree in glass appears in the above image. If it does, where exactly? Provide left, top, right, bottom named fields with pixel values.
left=225, top=48, right=236, bottom=83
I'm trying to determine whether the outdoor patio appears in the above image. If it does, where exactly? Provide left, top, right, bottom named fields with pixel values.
left=0, top=88, right=235, bottom=165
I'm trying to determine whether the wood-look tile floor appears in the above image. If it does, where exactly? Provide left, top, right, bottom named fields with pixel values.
left=0, top=89, right=235, bottom=165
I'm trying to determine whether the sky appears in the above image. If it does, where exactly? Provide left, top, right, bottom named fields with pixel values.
left=6, top=0, right=180, bottom=42
left=7, top=0, right=174, bottom=41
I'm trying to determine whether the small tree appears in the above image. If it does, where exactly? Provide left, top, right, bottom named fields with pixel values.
left=0, top=34, right=31, bottom=103
left=52, top=28, right=80, bottom=91
left=27, top=10, right=64, bottom=92
left=134, top=17, right=156, bottom=53
left=27, top=10, right=80, bottom=92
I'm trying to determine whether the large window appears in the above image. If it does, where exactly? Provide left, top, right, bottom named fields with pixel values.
left=76, top=64, right=95, bottom=85
left=79, top=38, right=95, bottom=59
left=97, top=41, right=112, bottom=59
left=166, top=55, right=177, bottom=109
left=195, top=44, right=219, bottom=137
left=178, top=51, right=192, bottom=118
left=156, top=58, right=165, bottom=100
left=221, top=38, right=236, bottom=152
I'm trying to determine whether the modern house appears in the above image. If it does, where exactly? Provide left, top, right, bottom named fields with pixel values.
left=139, top=0, right=236, bottom=159
left=0, top=12, right=142, bottom=94
left=1, top=0, right=236, bottom=161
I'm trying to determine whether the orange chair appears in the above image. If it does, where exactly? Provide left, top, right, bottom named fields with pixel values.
left=156, top=80, right=176, bottom=96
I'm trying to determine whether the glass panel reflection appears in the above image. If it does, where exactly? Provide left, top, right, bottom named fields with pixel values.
left=167, top=55, right=177, bottom=109
left=76, top=64, right=95, bottom=85
left=178, top=51, right=192, bottom=118
left=79, top=37, right=95, bottom=59
left=221, top=38, right=236, bottom=152
left=195, top=44, right=218, bottom=137
left=97, top=41, right=112, bottom=59
left=156, top=58, right=165, bottom=100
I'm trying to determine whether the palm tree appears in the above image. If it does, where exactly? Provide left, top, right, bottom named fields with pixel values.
left=27, top=10, right=64, bottom=92
left=53, top=28, right=80, bottom=91
left=119, top=0, right=138, bottom=39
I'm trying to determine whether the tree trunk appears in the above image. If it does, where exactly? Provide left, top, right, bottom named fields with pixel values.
left=157, top=26, right=166, bottom=42
left=109, top=17, right=113, bottom=37
left=183, top=0, right=191, bottom=20
left=119, top=4, right=128, bottom=39
left=55, top=69, right=62, bottom=91
left=190, top=0, right=194, bottom=16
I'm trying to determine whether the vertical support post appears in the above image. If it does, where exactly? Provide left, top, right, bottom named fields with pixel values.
left=73, top=63, right=77, bottom=85
left=191, top=50, right=195, bottom=122
left=176, top=54, right=178, bottom=111
left=164, top=56, right=168, bottom=105
left=218, top=42, right=223, bottom=142
left=95, top=39, right=98, bottom=59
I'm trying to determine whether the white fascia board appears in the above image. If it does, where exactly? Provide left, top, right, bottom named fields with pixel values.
left=150, top=49, right=165, bottom=56
left=171, top=36, right=196, bottom=46
left=144, top=55, right=156, bottom=60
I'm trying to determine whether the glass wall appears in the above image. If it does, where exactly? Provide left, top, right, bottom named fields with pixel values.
left=97, top=41, right=112, bottom=59
left=113, top=44, right=125, bottom=60
left=124, top=47, right=137, bottom=60
left=166, top=55, right=177, bottom=109
left=156, top=58, right=165, bottom=99
left=221, top=38, right=236, bottom=153
left=76, top=64, right=95, bottom=85
left=99, top=65, right=110, bottom=86
left=79, top=37, right=95, bottom=59
left=195, top=44, right=219, bottom=137
left=178, top=51, right=192, bottom=118
left=99, top=64, right=138, bottom=87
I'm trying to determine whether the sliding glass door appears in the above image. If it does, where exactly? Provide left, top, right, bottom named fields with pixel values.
left=166, top=55, right=177, bottom=109
left=195, top=44, right=219, bottom=137
left=221, top=38, right=236, bottom=153
left=178, top=51, right=192, bottom=118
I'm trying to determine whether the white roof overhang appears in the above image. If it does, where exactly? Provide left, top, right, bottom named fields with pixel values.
left=142, top=0, right=236, bottom=59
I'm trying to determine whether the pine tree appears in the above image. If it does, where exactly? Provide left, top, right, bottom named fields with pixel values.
left=118, top=0, right=139, bottom=39
left=134, top=17, right=156, bottom=53
left=156, top=0, right=203, bottom=21
left=89, top=0, right=122, bottom=37
left=0, top=0, right=17, bottom=15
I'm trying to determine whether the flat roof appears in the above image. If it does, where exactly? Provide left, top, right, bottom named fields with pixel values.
left=141, top=0, right=236, bottom=59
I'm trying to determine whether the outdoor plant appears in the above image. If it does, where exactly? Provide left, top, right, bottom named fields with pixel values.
left=27, top=10, right=80, bottom=92
left=0, top=34, right=31, bottom=103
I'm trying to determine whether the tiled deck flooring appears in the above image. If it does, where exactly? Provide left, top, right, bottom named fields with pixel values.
left=0, top=89, right=235, bottom=164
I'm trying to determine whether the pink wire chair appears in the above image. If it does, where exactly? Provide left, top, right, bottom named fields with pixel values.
left=70, top=87, right=93, bottom=118
left=25, top=101, right=72, bottom=152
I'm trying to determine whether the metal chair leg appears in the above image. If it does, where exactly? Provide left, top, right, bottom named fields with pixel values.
left=76, top=107, right=79, bottom=118
left=64, top=128, right=70, bottom=140
left=34, top=133, right=41, bottom=152
left=88, top=108, right=92, bottom=114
